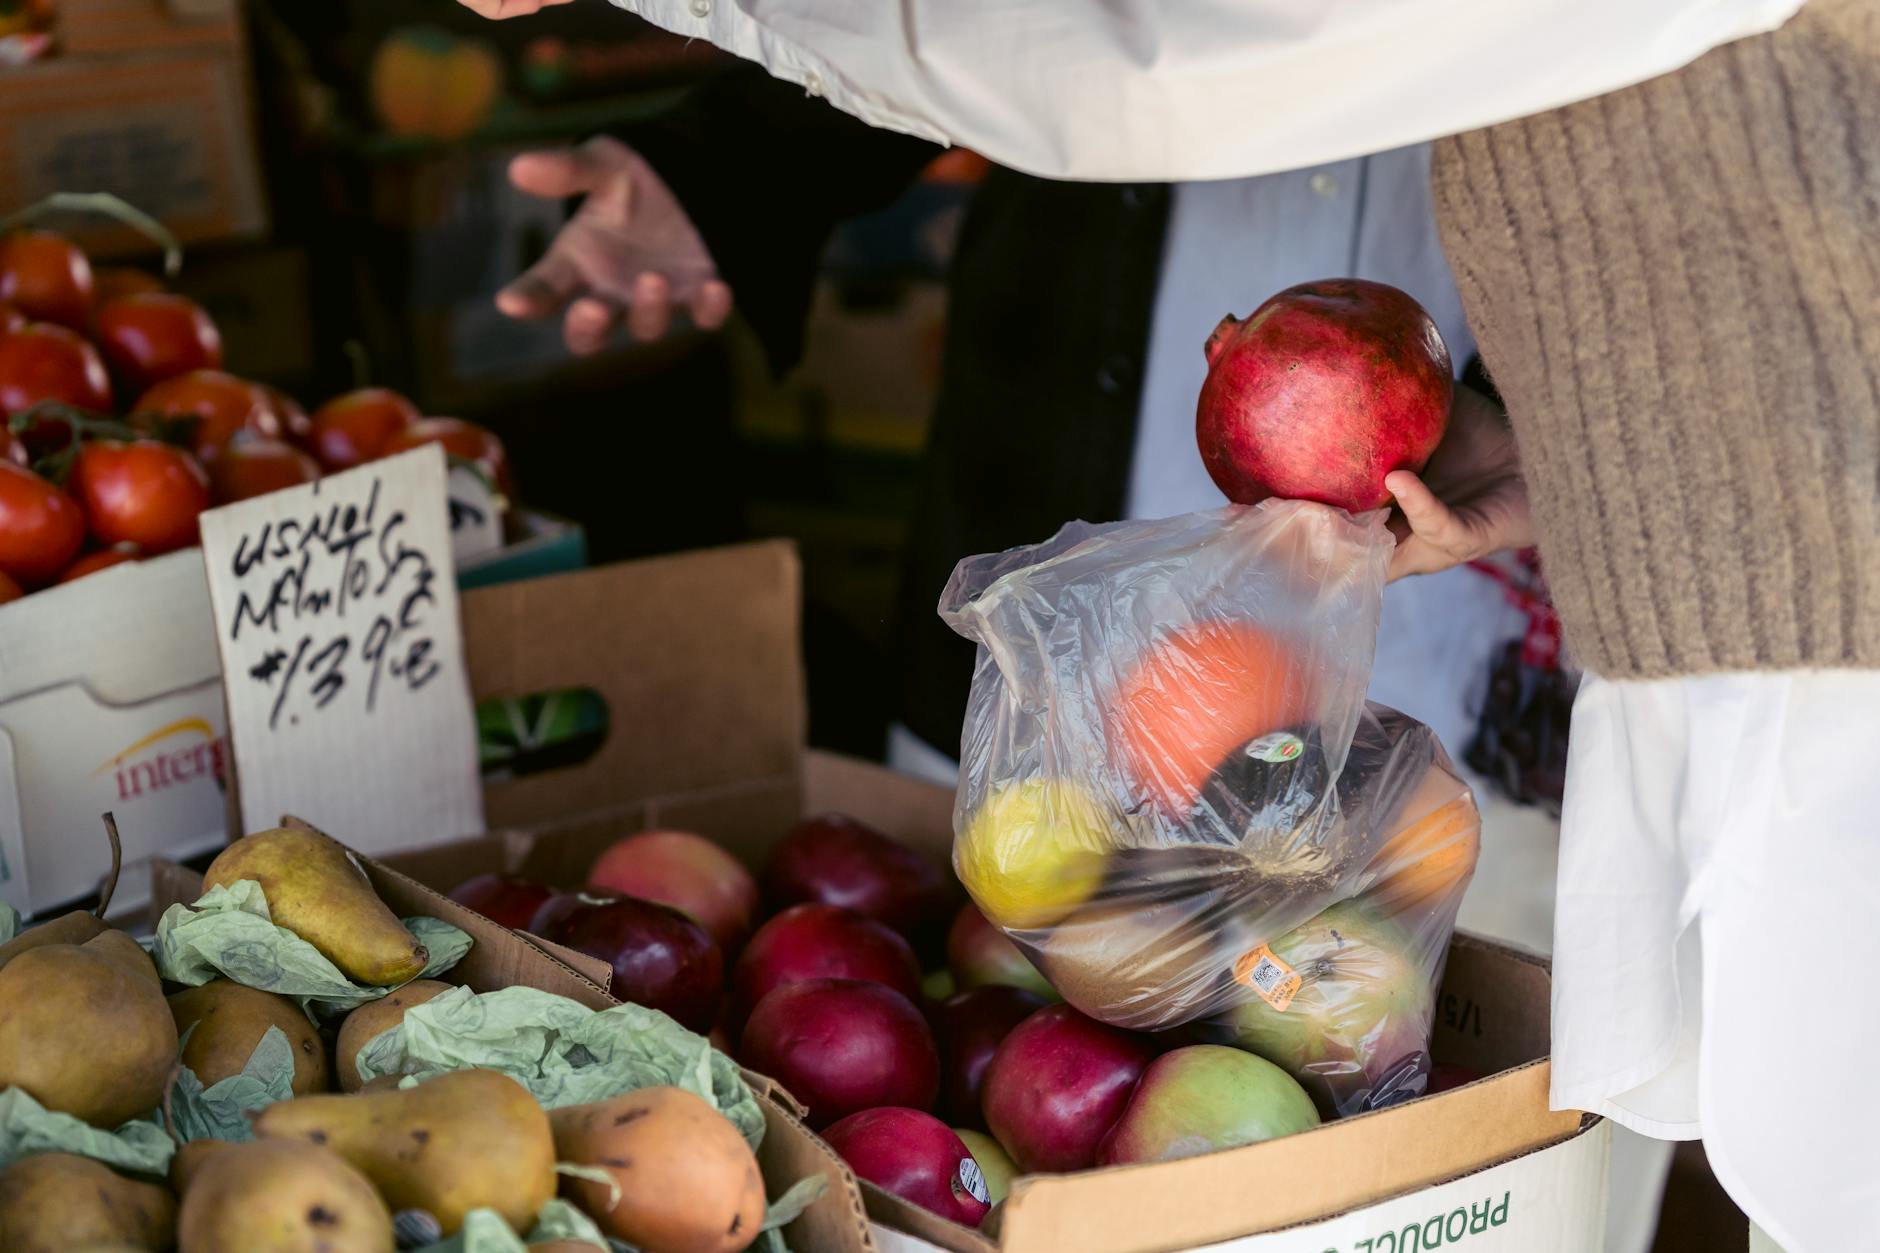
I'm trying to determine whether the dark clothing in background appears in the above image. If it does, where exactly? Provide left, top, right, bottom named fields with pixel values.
left=622, top=64, right=1173, bottom=759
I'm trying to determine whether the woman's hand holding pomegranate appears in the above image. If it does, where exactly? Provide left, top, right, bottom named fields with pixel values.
left=495, top=136, right=734, bottom=355
left=1385, top=384, right=1532, bottom=581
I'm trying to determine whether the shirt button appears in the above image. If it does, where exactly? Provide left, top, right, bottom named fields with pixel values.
left=688, top=0, right=710, bottom=15
left=1309, top=172, right=1339, bottom=198
left=1097, top=354, right=1135, bottom=395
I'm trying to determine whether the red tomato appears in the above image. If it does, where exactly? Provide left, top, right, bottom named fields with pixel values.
left=208, top=435, right=320, bottom=504
left=90, top=266, right=164, bottom=305
left=382, top=416, right=512, bottom=494
left=308, top=387, right=420, bottom=471
left=57, top=547, right=139, bottom=583
left=0, top=230, right=94, bottom=330
left=261, top=384, right=312, bottom=444
left=3, top=431, right=25, bottom=468
left=0, top=460, right=86, bottom=583
left=0, top=569, right=20, bottom=604
left=69, top=439, right=210, bottom=554
left=0, top=323, right=112, bottom=419
left=94, top=293, right=223, bottom=393
left=0, top=302, right=23, bottom=338
left=133, top=370, right=281, bottom=462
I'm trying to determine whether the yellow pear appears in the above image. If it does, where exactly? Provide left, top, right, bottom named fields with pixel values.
left=253, top=1068, right=554, bottom=1235
left=551, top=1086, right=765, bottom=1253
left=334, top=979, right=452, bottom=1092
left=177, top=1138, right=392, bottom=1253
left=0, top=940, right=177, bottom=1126
left=83, top=929, right=162, bottom=987
left=0, top=1152, right=175, bottom=1252
left=169, top=1138, right=234, bottom=1197
left=204, top=827, right=426, bottom=986
left=0, top=910, right=108, bottom=970
left=169, top=980, right=329, bottom=1095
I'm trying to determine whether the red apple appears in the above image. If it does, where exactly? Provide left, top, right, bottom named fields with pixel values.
left=739, top=978, right=939, bottom=1126
left=1096, top=1045, right=1319, bottom=1166
left=822, top=1107, right=991, bottom=1227
left=947, top=902, right=1056, bottom=1001
left=1196, top=278, right=1452, bottom=512
left=762, top=813, right=953, bottom=952
left=932, top=985, right=1048, bottom=1128
left=980, top=1003, right=1155, bottom=1173
left=586, top=829, right=760, bottom=953
left=531, top=893, right=724, bottom=1033
left=731, top=903, right=922, bottom=1021
left=526, top=891, right=596, bottom=938
left=448, top=872, right=555, bottom=931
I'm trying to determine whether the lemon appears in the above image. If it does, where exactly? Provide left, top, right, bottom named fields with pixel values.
left=956, top=779, right=1114, bottom=929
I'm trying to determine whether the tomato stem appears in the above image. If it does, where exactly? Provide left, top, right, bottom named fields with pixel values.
left=0, top=193, right=184, bottom=277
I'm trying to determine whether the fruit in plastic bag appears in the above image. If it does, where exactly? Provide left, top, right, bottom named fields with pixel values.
left=1220, top=899, right=1433, bottom=1116
left=1362, top=764, right=1481, bottom=917
left=1097, top=1044, right=1320, bottom=1165
left=1114, top=621, right=1317, bottom=815
left=955, top=779, right=1112, bottom=929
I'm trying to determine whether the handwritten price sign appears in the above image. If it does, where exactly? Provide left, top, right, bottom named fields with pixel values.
left=199, top=446, right=486, bottom=853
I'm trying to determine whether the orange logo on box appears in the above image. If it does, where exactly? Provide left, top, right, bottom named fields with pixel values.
left=92, top=718, right=227, bottom=802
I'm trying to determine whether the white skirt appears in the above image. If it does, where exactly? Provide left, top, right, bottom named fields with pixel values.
left=1551, top=669, right=1880, bottom=1253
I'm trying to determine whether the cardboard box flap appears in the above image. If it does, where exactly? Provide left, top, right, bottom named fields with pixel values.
left=463, top=542, right=806, bottom=830
left=0, top=552, right=218, bottom=704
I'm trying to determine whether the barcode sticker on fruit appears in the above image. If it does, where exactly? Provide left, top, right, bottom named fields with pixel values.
left=1234, top=944, right=1303, bottom=1011
left=958, top=1157, right=990, bottom=1205
left=1242, top=731, right=1305, bottom=764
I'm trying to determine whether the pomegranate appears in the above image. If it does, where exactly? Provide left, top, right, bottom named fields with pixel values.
left=1195, top=279, right=1451, bottom=513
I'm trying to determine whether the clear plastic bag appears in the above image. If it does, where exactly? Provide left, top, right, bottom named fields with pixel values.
left=940, top=501, right=1480, bottom=1116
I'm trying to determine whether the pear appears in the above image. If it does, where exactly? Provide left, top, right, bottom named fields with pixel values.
left=177, top=1138, right=392, bottom=1253
left=334, top=979, right=452, bottom=1092
left=551, top=1086, right=766, bottom=1253
left=0, top=1152, right=176, bottom=1252
left=169, top=1139, right=235, bottom=1197
left=0, top=938, right=177, bottom=1126
left=0, top=909, right=108, bottom=970
left=84, top=929, right=162, bottom=987
left=253, top=1068, right=554, bottom=1235
left=169, top=980, right=329, bottom=1095
left=204, top=828, right=426, bottom=986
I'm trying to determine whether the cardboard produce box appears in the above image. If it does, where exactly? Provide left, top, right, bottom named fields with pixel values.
left=146, top=823, right=876, bottom=1253
left=0, top=516, right=586, bottom=922
left=343, top=543, right=1604, bottom=1253
left=0, top=27, right=266, bottom=256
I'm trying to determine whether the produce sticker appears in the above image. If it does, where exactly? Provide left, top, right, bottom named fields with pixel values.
left=198, top=445, right=486, bottom=853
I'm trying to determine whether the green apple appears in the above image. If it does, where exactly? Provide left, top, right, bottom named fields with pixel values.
left=1096, top=1045, right=1320, bottom=1165
left=1223, top=898, right=1434, bottom=1115
left=955, top=1128, right=1017, bottom=1203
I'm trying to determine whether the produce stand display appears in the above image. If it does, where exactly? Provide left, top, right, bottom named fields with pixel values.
left=0, top=138, right=1610, bottom=1242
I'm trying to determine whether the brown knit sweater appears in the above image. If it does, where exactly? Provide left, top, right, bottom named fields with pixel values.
left=1431, top=0, right=1879, bottom=680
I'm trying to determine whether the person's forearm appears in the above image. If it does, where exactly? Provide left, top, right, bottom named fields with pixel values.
left=601, top=0, right=1802, bottom=182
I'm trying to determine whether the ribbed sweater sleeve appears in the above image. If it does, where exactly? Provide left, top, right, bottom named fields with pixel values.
left=1432, top=0, right=1879, bottom=679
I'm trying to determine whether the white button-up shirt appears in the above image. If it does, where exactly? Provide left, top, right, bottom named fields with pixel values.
left=605, top=0, right=1803, bottom=181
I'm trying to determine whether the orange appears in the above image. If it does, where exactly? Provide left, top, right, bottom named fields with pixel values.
left=1112, top=620, right=1316, bottom=814
left=1360, top=765, right=1480, bottom=916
